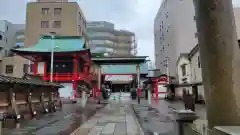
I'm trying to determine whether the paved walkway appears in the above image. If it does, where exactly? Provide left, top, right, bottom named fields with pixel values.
left=140, top=99, right=208, bottom=135
left=71, top=93, right=144, bottom=135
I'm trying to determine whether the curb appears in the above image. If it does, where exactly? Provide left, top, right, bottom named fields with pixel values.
left=69, top=104, right=107, bottom=135
left=130, top=104, right=145, bottom=135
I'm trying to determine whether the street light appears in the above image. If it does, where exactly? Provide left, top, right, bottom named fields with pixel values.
left=50, top=32, right=56, bottom=82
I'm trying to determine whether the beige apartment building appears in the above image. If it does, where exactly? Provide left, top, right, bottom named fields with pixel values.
left=1, top=0, right=87, bottom=77
left=87, top=21, right=137, bottom=56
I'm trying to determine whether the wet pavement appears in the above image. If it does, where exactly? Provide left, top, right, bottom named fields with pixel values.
left=149, top=100, right=207, bottom=135
left=72, top=92, right=144, bottom=135
left=132, top=99, right=207, bottom=135
left=132, top=101, right=176, bottom=135
left=2, top=99, right=106, bottom=135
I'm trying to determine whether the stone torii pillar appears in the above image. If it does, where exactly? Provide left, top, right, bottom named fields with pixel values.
left=97, top=65, right=102, bottom=104
left=136, top=64, right=141, bottom=104
left=195, top=0, right=240, bottom=128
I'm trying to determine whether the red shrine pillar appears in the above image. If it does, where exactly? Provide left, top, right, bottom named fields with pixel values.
left=33, top=62, right=38, bottom=75
left=43, top=62, right=47, bottom=80
left=72, top=55, right=79, bottom=100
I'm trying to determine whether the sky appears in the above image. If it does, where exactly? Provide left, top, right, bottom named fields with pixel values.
left=0, top=0, right=240, bottom=63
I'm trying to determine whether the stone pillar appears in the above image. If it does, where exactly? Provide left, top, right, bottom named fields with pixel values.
left=155, top=78, right=159, bottom=103
left=27, top=88, right=36, bottom=117
left=81, top=90, right=86, bottom=107
left=148, top=83, right=152, bottom=105
left=40, top=92, right=48, bottom=113
left=97, top=66, right=102, bottom=103
left=195, top=0, right=240, bottom=128
left=9, top=87, right=19, bottom=116
left=136, top=64, right=141, bottom=104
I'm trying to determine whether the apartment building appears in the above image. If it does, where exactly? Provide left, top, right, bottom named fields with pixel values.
left=0, top=20, right=18, bottom=59
left=14, top=24, right=25, bottom=48
left=154, top=0, right=240, bottom=78
left=2, top=0, right=87, bottom=77
left=87, top=21, right=137, bottom=56
left=25, top=0, right=87, bottom=48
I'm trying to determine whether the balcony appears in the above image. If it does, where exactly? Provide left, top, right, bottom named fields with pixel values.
left=116, top=36, right=133, bottom=43
left=87, top=32, right=116, bottom=40
left=89, top=40, right=114, bottom=48
left=91, top=47, right=114, bottom=54
left=115, top=43, right=131, bottom=49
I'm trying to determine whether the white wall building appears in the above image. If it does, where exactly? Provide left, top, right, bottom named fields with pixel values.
left=176, top=44, right=205, bottom=102
left=176, top=54, right=191, bottom=84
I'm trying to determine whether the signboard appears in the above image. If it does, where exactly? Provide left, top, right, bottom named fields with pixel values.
left=105, top=75, right=133, bottom=82
left=158, top=76, right=168, bottom=84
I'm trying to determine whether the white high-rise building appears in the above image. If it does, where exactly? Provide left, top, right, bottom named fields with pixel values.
left=154, top=0, right=197, bottom=77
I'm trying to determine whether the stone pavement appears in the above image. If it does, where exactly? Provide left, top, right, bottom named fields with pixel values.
left=141, top=99, right=208, bottom=135
left=71, top=93, right=144, bottom=135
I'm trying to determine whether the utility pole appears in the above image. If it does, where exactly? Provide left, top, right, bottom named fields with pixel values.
left=50, top=32, right=56, bottom=83
left=194, top=0, right=240, bottom=128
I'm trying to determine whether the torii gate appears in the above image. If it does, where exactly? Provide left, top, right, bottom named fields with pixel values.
left=91, top=56, right=147, bottom=104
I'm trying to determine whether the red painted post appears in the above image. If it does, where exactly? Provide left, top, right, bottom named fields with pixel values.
left=73, top=55, right=78, bottom=79
left=137, top=87, right=141, bottom=97
left=72, top=81, right=77, bottom=100
left=33, top=62, right=38, bottom=75
left=43, top=62, right=47, bottom=79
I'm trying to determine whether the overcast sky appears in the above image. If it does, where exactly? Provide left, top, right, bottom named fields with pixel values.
left=0, top=0, right=240, bottom=62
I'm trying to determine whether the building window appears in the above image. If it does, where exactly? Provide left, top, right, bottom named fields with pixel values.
left=0, top=35, right=2, bottom=40
left=165, top=12, right=168, bottom=18
left=4, top=50, right=7, bottom=56
left=42, top=8, right=50, bottom=15
left=238, top=40, right=240, bottom=48
left=5, top=65, right=13, bottom=74
left=6, top=26, right=8, bottom=31
left=198, top=56, right=201, bottom=68
left=41, top=21, right=49, bottom=28
left=53, top=21, right=61, bottom=28
left=23, top=64, right=29, bottom=73
left=181, top=64, right=186, bottom=76
left=195, top=32, right=198, bottom=38
left=5, top=38, right=7, bottom=43
left=79, top=25, right=81, bottom=33
left=54, top=8, right=62, bottom=15
left=30, top=64, right=34, bottom=73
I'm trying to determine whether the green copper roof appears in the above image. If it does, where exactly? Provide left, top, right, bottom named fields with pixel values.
left=101, top=63, right=148, bottom=74
left=12, top=36, right=87, bottom=53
